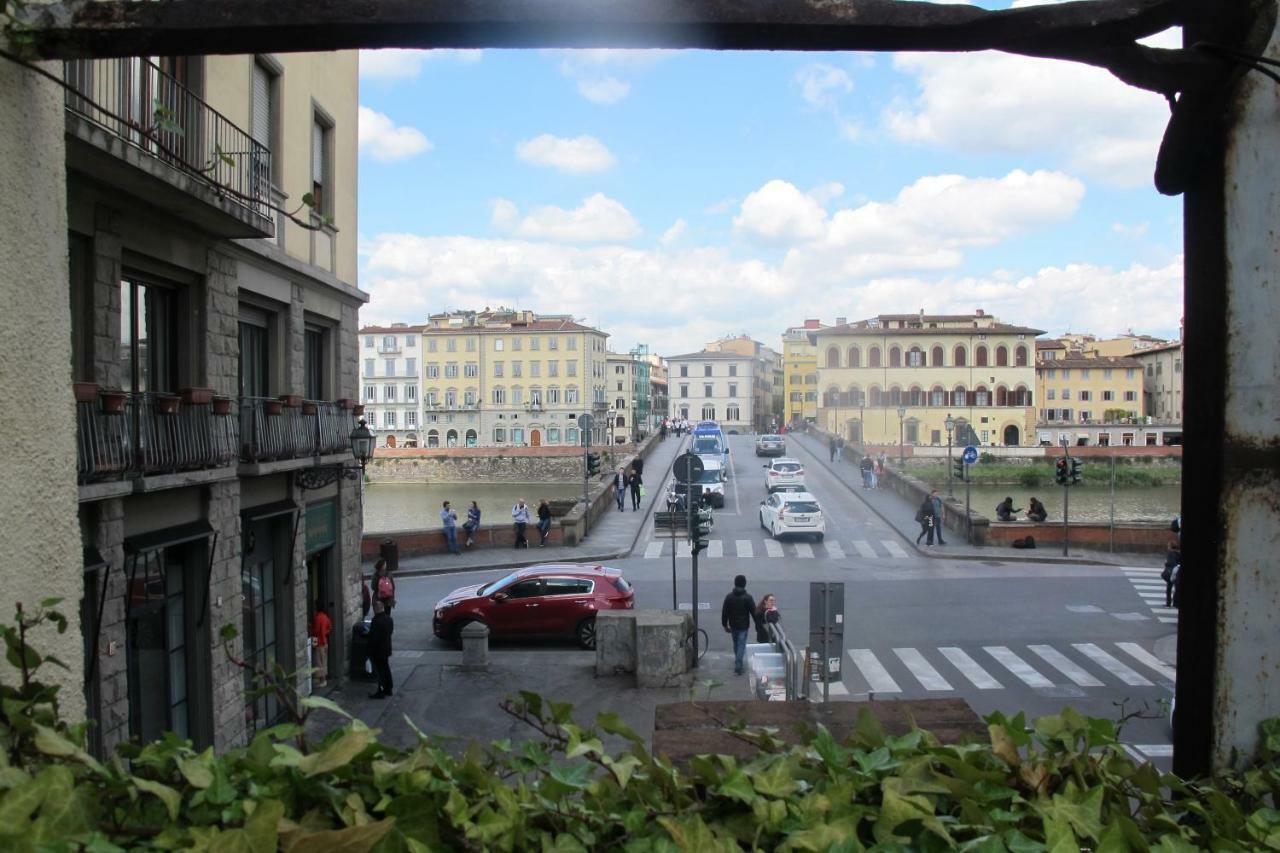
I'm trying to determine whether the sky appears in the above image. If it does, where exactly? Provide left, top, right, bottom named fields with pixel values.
left=355, top=14, right=1184, bottom=357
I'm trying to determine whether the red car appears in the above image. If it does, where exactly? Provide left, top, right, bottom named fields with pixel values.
left=433, top=564, right=635, bottom=649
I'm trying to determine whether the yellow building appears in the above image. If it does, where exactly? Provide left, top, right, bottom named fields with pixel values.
left=812, top=312, right=1041, bottom=447
left=783, top=320, right=825, bottom=426
left=1035, top=354, right=1145, bottom=425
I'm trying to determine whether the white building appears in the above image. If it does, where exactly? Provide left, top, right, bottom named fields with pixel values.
left=666, top=350, right=756, bottom=433
left=605, top=352, right=639, bottom=443
left=359, top=323, right=424, bottom=447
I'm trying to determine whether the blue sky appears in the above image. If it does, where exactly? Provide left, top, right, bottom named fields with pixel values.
left=356, top=36, right=1184, bottom=356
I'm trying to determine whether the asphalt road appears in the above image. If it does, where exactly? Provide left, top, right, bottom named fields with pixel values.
left=393, top=431, right=1177, bottom=768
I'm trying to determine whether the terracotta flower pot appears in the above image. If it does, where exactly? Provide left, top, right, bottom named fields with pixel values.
left=154, top=393, right=181, bottom=415
left=212, top=396, right=233, bottom=415
left=100, top=390, right=127, bottom=415
left=302, top=402, right=318, bottom=415
left=73, top=381, right=100, bottom=403
left=337, top=398, right=354, bottom=410
left=279, top=394, right=302, bottom=409
left=181, top=386, right=214, bottom=405
left=264, top=399, right=284, bottom=416
left=353, top=404, right=365, bottom=416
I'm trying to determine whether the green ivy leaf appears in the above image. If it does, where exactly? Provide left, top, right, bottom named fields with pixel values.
left=299, top=695, right=353, bottom=720
left=180, top=753, right=215, bottom=789
left=37, top=598, right=63, bottom=609
left=297, top=725, right=373, bottom=778
left=595, top=712, right=644, bottom=745
left=283, top=818, right=395, bottom=853
left=133, top=776, right=182, bottom=822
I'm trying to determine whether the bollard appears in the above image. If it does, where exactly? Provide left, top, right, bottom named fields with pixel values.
left=460, top=621, right=490, bottom=670
left=379, top=538, right=399, bottom=572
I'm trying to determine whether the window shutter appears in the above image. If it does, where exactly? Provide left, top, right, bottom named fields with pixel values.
left=312, top=120, right=324, bottom=184
left=251, top=63, right=271, bottom=146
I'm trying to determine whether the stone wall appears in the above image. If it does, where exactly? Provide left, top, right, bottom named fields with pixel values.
left=985, top=521, right=1173, bottom=553
left=206, top=480, right=247, bottom=752
left=366, top=446, right=630, bottom=484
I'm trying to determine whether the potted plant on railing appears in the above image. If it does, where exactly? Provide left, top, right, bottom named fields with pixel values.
left=337, top=398, right=354, bottom=410
left=353, top=404, right=365, bottom=417
left=279, top=394, right=303, bottom=409
left=154, top=393, right=181, bottom=415
left=212, top=395, right=234, bottom=415
left=302, top=401, right=318, bottom=415
left=263, top=398, right=284, bottom=416
left=180, top=386, right=214, bottom=405
left=73, top=382, right=99, bottom=404
left=100, top=388, right=127, bottom=415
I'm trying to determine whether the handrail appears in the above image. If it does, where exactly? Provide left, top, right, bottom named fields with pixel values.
left=766, top=622, right=807, bottom=702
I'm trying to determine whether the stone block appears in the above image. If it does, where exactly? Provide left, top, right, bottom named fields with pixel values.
left=460, top=621, right=490, bottom=670
left=635, top=611, right=693, bottom=688
left=595, top=611, right=638, bottom=676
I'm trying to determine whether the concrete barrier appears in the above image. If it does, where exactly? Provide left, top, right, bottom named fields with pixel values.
left=595, top=609, right=693, bottom=686
left=986, top=521, right=1174, bottom=553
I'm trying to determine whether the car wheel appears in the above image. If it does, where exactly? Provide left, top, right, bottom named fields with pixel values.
left=576, top=617, right=597, bottom=650
left=815, top=533, right=825, bottom=542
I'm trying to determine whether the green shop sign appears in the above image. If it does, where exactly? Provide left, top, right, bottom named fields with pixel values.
left=305, top=501, right=336, bottom=554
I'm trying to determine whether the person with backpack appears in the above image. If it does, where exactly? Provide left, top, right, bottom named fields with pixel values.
left=915, top=494, right=937, bottom=546
left=462, top=501, right=481, bottom=547
left=372, top=560, right=396, bottom=613
left=929, top=490, right=947, bottom=545
left=511, top=499, right=531, bottom=548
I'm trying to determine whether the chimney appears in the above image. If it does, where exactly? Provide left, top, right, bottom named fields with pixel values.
left=975, top=309, right=985, bottom=317
left=836, top=316, right=847, bottom=326
left=804, top=318, right=820, bottom=329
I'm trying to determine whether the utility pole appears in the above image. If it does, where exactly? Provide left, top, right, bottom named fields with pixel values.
left=579, top=413, right=595, bottom=540
left=1109, top=455, right=1116, bottom=553
left=1061, top=440, right=1071, bottom=557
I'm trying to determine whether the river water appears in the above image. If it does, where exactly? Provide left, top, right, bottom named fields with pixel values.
left=363, top=481, right=586, bottom=533
left=942, top=483, right=1181, bottom=524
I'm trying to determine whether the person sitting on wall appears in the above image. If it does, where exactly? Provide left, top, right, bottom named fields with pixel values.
left=995, top=496, right=1023, bottom=522
left=1026, top=497, right=1048, bottom=523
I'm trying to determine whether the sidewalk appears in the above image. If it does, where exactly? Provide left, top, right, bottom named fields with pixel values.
left=789, top=432, right=1156, bottom=566
left=369, top=435, right=690, bottom=577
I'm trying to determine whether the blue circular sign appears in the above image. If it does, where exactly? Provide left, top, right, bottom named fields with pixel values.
left=962, top=445, right=979, bottom=464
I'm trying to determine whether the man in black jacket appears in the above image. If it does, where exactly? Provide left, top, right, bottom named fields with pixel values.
left=368, top=598, right=395, bottom=699
left=722, top=574, right=759, bottom=676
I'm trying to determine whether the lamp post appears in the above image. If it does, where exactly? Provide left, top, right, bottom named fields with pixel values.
left=897, top=405, right=907, bottom=469
left=350, top=419, right=375, bottom=470
left=859, top=402, right=865, bottom=452
left=945, top=413, right=956, bottom=498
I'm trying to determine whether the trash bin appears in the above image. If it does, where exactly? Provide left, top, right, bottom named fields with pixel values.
left=348, top=620, right=376, bottom=681
left=379, top=538, right=399, bottom=572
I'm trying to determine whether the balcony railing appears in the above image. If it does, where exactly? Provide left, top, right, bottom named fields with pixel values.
left=63, top=57, right=271, bottom=221
left=76, top=393, right=239, bottom=484
left=240, top=398, right=357, bottom=463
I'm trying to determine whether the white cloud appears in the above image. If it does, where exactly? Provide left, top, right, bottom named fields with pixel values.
left=358, top=107, right=433, bottom=162
left=515, top=134, right=616, bottom=173
left=492, top=194, right=641, bottom=243
left=885, top=52, right=1171, bottom=186
left=808, top=182, right=845, bottom=206
left=660, top=219, right=687, bottom=246
left=359, top=48, right=483, bottom=79
left=796, top=63, right=854, bottom=108
left=1112, top=221, right=1150, bottom=239
left=734, top=180, right=830, bottom=244
left=577, top=77, right=631, bottom=105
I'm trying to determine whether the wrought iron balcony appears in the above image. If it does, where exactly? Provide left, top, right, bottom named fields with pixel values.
left=240, top=397, right=358, bottom=463
left=76, top=392, right=239, bottom=484
left=63, top=57, right=272, bottom=229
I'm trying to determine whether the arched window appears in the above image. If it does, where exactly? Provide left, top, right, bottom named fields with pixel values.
left=1015, top=345, right=1029, bottom=367
left=889, top=385, right=902, bottom=406
left=825, top=387, right=840, bottom=406
left=931, top=345, right=945, bottom=366
left=869, top=386, right=883, bottom=407
left=427, top=429, right=440, bottom=448
left=869, top=346, right=882, bottom=368
left=907, top=347, right=924, bottom=367
left=1014, top=386, right=1031, bottom=407
left=931, top=385, right=946, bottom=407
left=848, top=346, right=861, bottom=368
left=446, top=429, right=458, bottom=447
left=996, top=345, right=1009, bottom=367
left=465, top=429, right=478, bottom=447
left=953, top=345, right=967, bottom=367
left=975, top=385, right=990, bottom=407
left=976, top=345, right=989, bottom=367
left=849, top=385, right=864, bottom=406
left=995, top=385, right=1009, bottom=407
left=909, top=385, right=923, bottom=406
left=953, top=385, right=967, bottom=407
left=889, top=346, right=902, bottom=367
left=826, top=347, right=840, bottom=368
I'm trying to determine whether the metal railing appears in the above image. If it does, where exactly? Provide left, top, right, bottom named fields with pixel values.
left=63, top=57, right=271, bottom=220
left=766, top=622, right=808, bottom=702
left=76, top=394, right=239, bottom=484
left=240, top=398, right=357, bottom=462
left=315, top=401, right=355, bottom=455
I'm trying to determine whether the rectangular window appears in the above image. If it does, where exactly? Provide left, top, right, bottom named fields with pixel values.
left=495, top=339, right=504, bottom=351
left=530, top=337, right=540, bottom=351
left=462, top=363, right=474, bottom=378
left=492, top=388, right=506, bottom=404
left=567, top=337, right=577, bottom=350
left=447, top=338, right=457, bottom=352
left=121, top=276, right=180, bottom=393
left=680, top=365, right=688, bottom=377
left=1103, top=390, right=1114, bottom=401
left=566, top=388, right=578, bottom=404
left=1103, top=369, right=1112, bottom=379
left=1047, top=368, right=1056, bottom=379
left=906, top=422, right=920, bottom=443
left=406, top=385, right=417, bottom=402
left=1080, top=410, right=1092, bottom=422
left=364, top=385, right=375, bottom=401
left=405, top=335, right=416, bottom=348
left=728, top=365, right=738, bottom=377
left=1081, top=369, right=1090, bottom=379
left=405, top=357, right=416, bottom=377
left=728, top=383, right=737, bottom=397
left=427, top=338, right=437, bottom=352
left=384, top=411, right=396, bottom=427
left=1127, top=368, right=1136, bottom=379
left=311, top=112, right=333, bottom=216
left=127, top=544, right=201, bottom=744
left=384, top=385, right=396, bottom=402
left=512, top=428, right=524, bottom=444
left=1079, top=390, right=1091, bottom=401
left=304, top=325, right=326, bottom=400
left=426, top=363, right=439, bottom=379
left=1061, top=389, right=1071, bottom=400
left=551, top=362, right=562, bottom=377
left=512, top=337, right=522, bottom=351
left=494, top=428, right=506, bottom=443
left=1062, top=369, right=1072, bottom=379
left=493, top=361, right=504, bottom=378
left=704, top=365, right=712, bottom=377
left=466, top=338, right=476, bottom=352
left=239, top=306, right=270, bottom=398
left=512, top=362, right=522, bottom=378
left=704, top=384, right=713, bottom=398
left=547, top=388, right=560, bottom=403
left=364, top=335, right=374, bottom=349
left=406, top=411, right=417, bottom=427
left=250, top=59, right=280, bottom=241
left=464, top=390, right=476, bottom=405
left=680, top=385, right=688, bottom=397
left=1124, top=390, right=1137, bottom=402
left=1047, top=389, right=1056, bottom=400
left=548, top=337, right=559, bottom=350
left=529, top=362, right=541, bottom=378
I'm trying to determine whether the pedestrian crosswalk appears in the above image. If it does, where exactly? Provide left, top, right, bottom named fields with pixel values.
left=1121, top=566, right=1179, bottom=624
left=844, top=640, right=1175, bottom=696
left=642, top=537, right=911, bottom=560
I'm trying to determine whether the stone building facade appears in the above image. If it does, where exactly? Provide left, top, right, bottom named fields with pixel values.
left=666, top=350, right=757, bottom=433
left=66, top=51, right=365, bottom=755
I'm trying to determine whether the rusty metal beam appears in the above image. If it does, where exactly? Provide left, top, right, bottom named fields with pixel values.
left=13, top=0, right=1181, bottom=62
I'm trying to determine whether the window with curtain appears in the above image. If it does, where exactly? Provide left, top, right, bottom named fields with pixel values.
left=304, top=325, right=325, bottom=400
left=122, top=277, right=180, bottom=394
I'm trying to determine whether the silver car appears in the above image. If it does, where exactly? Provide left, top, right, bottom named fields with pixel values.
left=755, top=434, right=786, bottom=456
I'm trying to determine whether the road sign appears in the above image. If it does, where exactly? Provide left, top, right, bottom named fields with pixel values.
left=674, top=452, right=704, bottom=483
left=962, top=445, right=979, bottom=464
left=577, top=413, right=594, bottom=433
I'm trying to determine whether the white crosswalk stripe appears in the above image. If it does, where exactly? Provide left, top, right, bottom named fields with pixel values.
left=707, top=539, right=723, bottom=559
left=1028, top=644, right=1103, bottom=687
left=641, top=537, right=915, bottom=560
left=643, top=541, right=664, bottom=559
left=984, top=646, right=1054, bottom=688
left=676, top=541, right=692, bottom=558
left=764, top=539, right=784, bottom=558
left=853, top=540, right=878, bottom=559
left=793, top=542, right=815, bottom=559
left=1073, top=643, right=1153, bottom=686
left=1116, top=642, right=1177, bottom=682
left=882, top=540, right=910, bottom=558
left=894, top=648, right=953, bottom=690
left=736, top=539, right=753, bottom=558
left=849, top=649, right=902, bottom=694
left=939, top=647, right=1002, bottom=689
left=826, top=541, right=845, bottom=559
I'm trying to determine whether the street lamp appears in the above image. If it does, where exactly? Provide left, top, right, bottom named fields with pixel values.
left=350, top=419, right=375, bottom=470
left=859, top=401, right=865, bottom=451
left=297, top=418, right=375, bottom=491
left=945, top=413, right=956, bottom=498
left=897, top=404, right=907, bottom=469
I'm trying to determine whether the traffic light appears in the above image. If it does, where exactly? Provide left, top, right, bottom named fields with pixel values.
left=1069, top=458, right=1083, bottom=485
left=586, top=452, right=601, bottom=476
left=691, top=506, right=714, bottom=555
left=1055, top=457, right=1069, bottom=485
left=953, top=457, right=966, bottom=481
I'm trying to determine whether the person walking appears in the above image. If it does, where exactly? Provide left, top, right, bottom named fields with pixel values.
left=367, top=598, right=394, bottom=699
left=721, top=575, right=759, bottom=676
left=463, top=501, right=481, bottom=547
left=536, top=499, right=553, bottom=547
left=310, top=601, right=332, bottom=688
left=929, top=490, right=947, bottom=545
left=860, top=455, right=874, bottom=489
left=440, top=500, right=461, bottom=555
left=511, top=499, right=531, bottom=548
left=835, top=436, right=845, bottom=462
left=829, top=434, right=837, bottom=462
left=628, top=466, right=643, bottom=511
left=614, top=466, right=627, bottom=511
left=755, top=593, right=781, bottom=643
left=1163, top=541, right=1181, bottom=607
left=372, top=559, right=396, bottom=613
left=915, top=494, right=937, bottom=546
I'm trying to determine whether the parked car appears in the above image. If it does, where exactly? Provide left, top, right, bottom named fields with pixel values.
left=759, top=491, right=825, bottom=541
left=755, top=434, right=786, bottom=456
left=763, top=457, right=805, bottom=491
left=433, top=564, right=634, bottom=649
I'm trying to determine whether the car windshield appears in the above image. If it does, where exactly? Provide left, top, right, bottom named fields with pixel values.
left=784, top=501, right=821, bottom=513
left=761, top=435, right=781, bottom=441
left=773, top=463, right=801, bottom=473
left=477, top=571, right=521, bottom=596
left=693, top=437, right=721, bottom=454
left=697, top=470, right=722, bottom=484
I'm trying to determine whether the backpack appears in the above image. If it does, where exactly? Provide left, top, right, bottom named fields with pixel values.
left=1012, top=536, right=1037, bottom=549
left=376, top=574, right=394, bottom=601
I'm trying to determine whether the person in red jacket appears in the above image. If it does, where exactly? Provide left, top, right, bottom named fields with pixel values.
left=310, top=601, right=332, bottom=687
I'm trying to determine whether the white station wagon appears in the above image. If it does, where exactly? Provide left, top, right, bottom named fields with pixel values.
left=759, top=491, right=825, bottom=541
